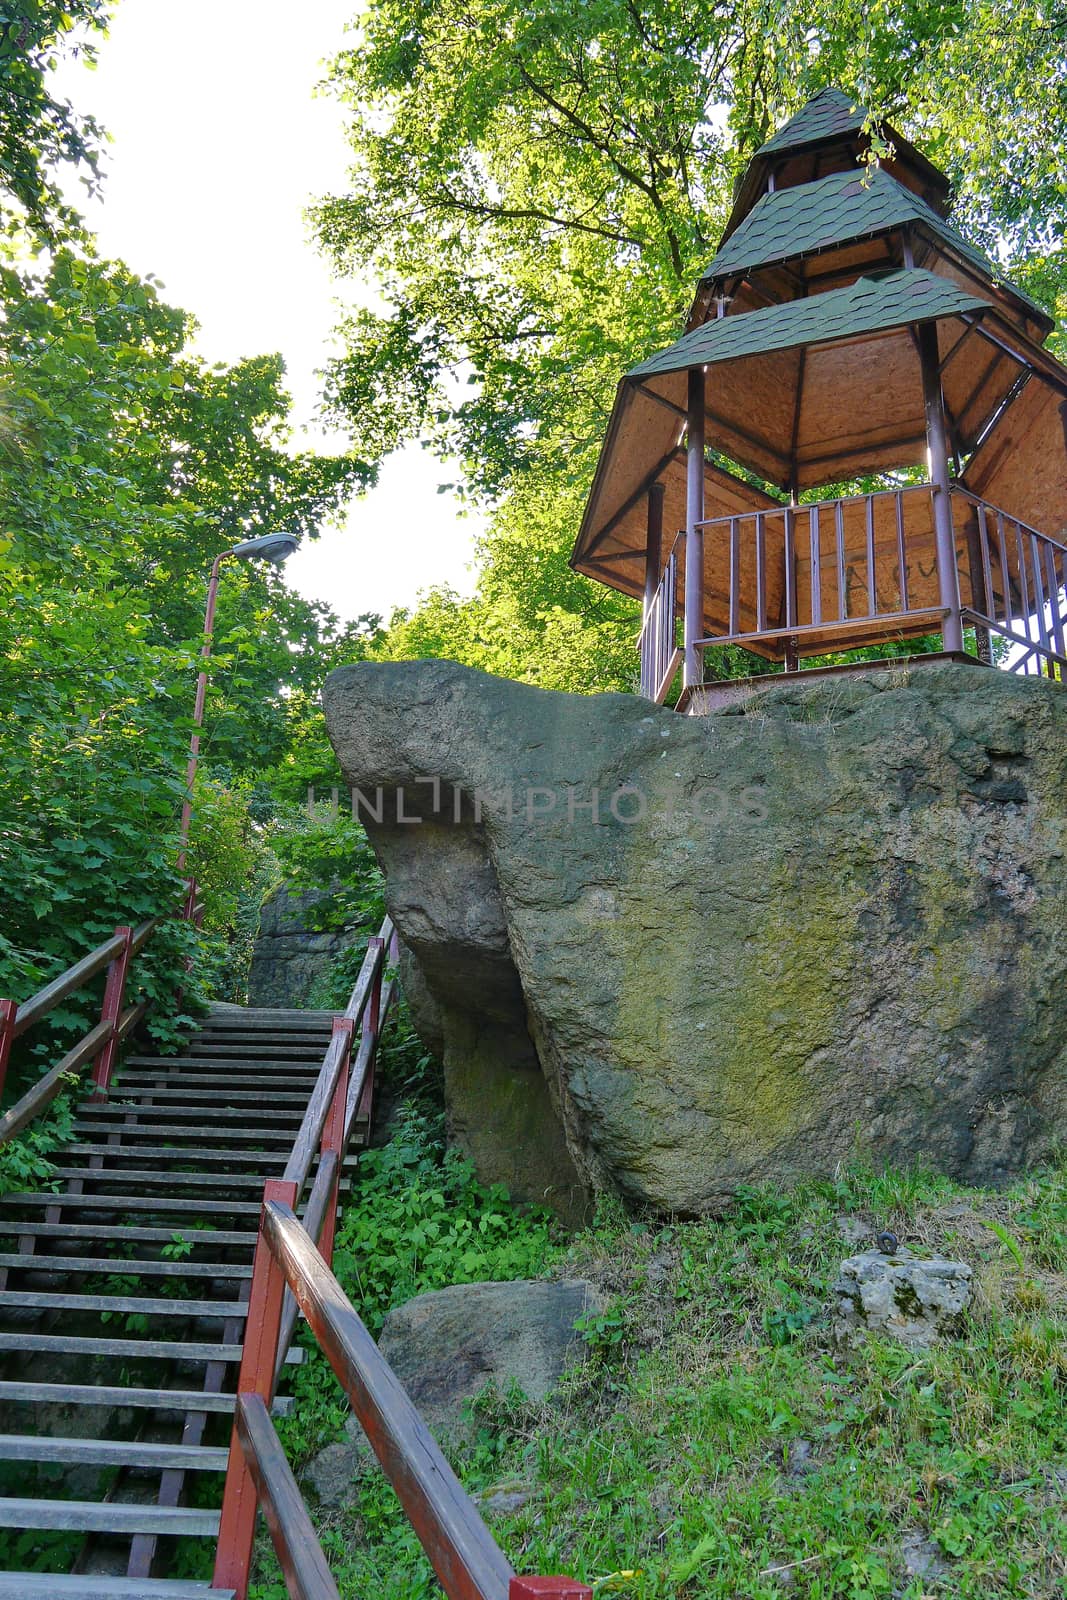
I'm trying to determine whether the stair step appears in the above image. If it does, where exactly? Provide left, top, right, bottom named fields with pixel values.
left=0, top=1194, right=265, bottom=1216
left=98, top=1087, right=313, bottom=1106
left=191, top=1043, right=331, bottom=1056
left=126, top=1049, right=326, bottom=1064
left=80, top=1103, right=305, bottom=1123
left=206, top=1006, right=335, bottom=1024
left=0, top=1223, right=257, bottom=1247
left=0, top=1576, right=236, bottom=1598
left=0, top=1435, right=230, bottom=1471
left=0, top=1380, right=292, bottom=1415
left=72, top=1121, right=296, bottom=1145
left=0, top=1288, right=247, bottom=1316
left=46, top=1168, right=345, bottom=1192
left=0, top=1254, right=253, bottom=1278
left=117, top=1071, right=319, bottom=1089
left=0, top=1332, right=302, bottom=1363
left=64, top=1144, right=295, bottom=1168
left=0, top=1496, right=221, bottom=1536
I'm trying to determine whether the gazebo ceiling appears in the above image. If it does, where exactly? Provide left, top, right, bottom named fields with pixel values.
left=575, top=270, right=1009, bottom=570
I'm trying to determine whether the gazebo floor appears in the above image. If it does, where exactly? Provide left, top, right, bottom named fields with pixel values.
left=677, top=650, right=987, bottom=716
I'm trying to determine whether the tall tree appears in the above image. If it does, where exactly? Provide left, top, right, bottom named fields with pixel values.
left=316, top=0, right=1067, bottom=688
left=0, top=1, right=109, bottom=235
left=0, top=246, right=365, bottom=1009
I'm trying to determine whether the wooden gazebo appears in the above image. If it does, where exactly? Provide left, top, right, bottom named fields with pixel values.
left=572, top=88, right=1067, bottom=706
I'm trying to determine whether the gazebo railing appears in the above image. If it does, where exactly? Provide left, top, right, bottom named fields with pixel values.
left=637, top=538, right=681, bottom=703
left=644, top=484, right=1067, bottom=680
left=953, top=488, right=1067, bottom=677
left=693, top=483, right=947, bottom=656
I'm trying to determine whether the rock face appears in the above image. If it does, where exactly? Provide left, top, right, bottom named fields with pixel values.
left=323, top=658, right=1067, bottom=1219
left=834, top=1248, right=973, bottom=1347
left=247, top=883, right=354, bottom=1008
left=377, top=1279, right=600, bottom=1439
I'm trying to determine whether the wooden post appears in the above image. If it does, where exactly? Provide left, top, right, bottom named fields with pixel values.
left=918, top=321, right=964, bottom=654
left=684, top=366, right=706, bottom=690
left=214, top=1177, right=298, bottom=1599
left=0, top=1000, right=15, bottom=1103
left=511, top=1581, right=594, bottom=1599
left=643, top=483, right=665, bottom=619
left=356, top=940, right=384, bottom=1129
left=318, top=1017, right=353, bottom=1268
left=91, top=925, right=133, bottom=1095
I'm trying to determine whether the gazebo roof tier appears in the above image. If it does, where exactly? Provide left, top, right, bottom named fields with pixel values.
left=702, top=169, right=1052, bottom=338
left=720, top=88, right=951, bottom=250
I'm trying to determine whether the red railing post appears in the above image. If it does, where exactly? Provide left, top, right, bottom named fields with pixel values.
left=318, top=1017, right=353, bottom=1267
left=0, top=999, right=16, bottom=1102
left=511, top=1580, right=594, bottom=1599
left=356, top=938, right=384, bottom=1127
left=91, top=925, right=133, bottom=1096
left=214, top=1177, right=298, bottom=1600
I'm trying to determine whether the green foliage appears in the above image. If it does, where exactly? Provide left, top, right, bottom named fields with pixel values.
left=0, top=1, right=108, bottom=236
left=267, top=1158, right=1067, bottom=1600
left=575, top=1295, right=632, bottom=1359
left=0, top=1093, right=72, bottom=1195
left=0, top=237, right=367, bottom=1056
left=331, top=1107, right=555, bottom=1336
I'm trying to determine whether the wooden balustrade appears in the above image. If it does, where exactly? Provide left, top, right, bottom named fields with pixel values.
left=952, top=489, right=1067, bottom=676
left=213, top=918, right=592, bottom=1600
left=637, top=541, right=681, bottom=703
left=633, top=483, right=1067, bottom=695
left=0, top=886, right=200, bottom=1130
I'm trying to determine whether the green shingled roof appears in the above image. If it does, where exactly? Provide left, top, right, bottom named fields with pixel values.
left=700, top=167, right=1049, bottom=324
left=627, top=270, right=989, bottom=378
left=757, top=88, right=866, bottom=156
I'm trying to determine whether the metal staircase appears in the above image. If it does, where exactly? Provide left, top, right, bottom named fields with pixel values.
left=0, top=1004, right=362, bottom=1599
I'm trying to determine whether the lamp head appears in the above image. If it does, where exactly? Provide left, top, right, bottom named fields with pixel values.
left=227, top=532, right=299, bottom=566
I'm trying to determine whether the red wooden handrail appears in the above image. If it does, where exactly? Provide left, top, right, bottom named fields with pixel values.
left=0, top=884, right=195, bottom=1122
left=213, top=917, right=592, bottom=1600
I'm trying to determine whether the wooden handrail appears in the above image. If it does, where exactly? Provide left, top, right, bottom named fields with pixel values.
left=263, top=1199, right=518, bottom=1600
left=235, top=1395, right=341, bottom=1600
left=281, top=931, right=390, bottom=1199
left=271, top=972, right=399, bottom=1390
left=214, top=917, right=591, bottom=1600
left=0, top=887, right=194, bottom=1125
left=9, top=932, right=126, bottom=1041
left=0, top=1018, right=115, bottom=1145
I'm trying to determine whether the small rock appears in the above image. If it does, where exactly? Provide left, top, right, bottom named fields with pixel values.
left=899, top=1528, right=951, bottom=1580
left=301, top=1416, right=367, bottom=1509
left=378, top=1279, right=602, bottom=1440
left=833, top=1248, right=972, bottom=1349
left=473, top=1481, right=534, bottom=1516
left=836, top=1215, right=872, bottom=1248
left=782, top=1438, right=816, bottom=1478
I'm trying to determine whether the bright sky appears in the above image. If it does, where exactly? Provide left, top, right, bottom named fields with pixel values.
left=51, top=0, right=483, bottom=624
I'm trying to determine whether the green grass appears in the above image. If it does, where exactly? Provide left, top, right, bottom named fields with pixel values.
left=250, top=1156, right=1067, bottom=1600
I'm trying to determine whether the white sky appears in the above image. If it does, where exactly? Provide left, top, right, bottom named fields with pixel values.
left=51, top=0, right=483, bottom=624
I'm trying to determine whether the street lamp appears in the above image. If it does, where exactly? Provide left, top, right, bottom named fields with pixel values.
left=177, top=533, right=299, bottom=876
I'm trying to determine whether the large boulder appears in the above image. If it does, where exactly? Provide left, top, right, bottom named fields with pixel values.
left=323, top=659, right=1067, bottom=1219
left=247, top=883, right=355, bottom=1008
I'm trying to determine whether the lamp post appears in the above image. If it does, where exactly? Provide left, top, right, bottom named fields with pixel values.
left=177, top=533, right=299, bottom=885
